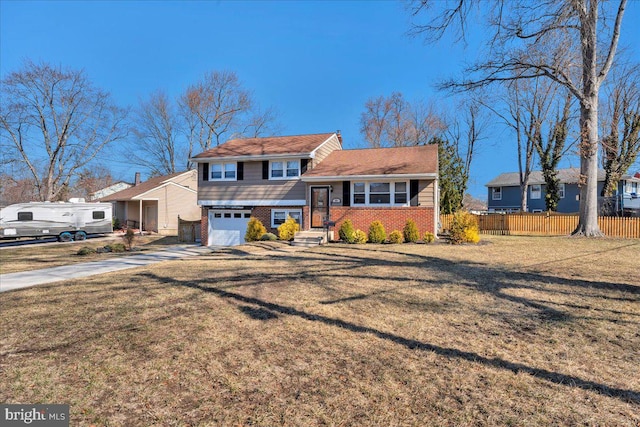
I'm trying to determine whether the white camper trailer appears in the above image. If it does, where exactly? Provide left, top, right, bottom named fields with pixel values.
left=0, top=200, right=113, bottom=241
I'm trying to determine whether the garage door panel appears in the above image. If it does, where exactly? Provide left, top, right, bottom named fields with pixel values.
left=208, top=210, right=251, bottom=246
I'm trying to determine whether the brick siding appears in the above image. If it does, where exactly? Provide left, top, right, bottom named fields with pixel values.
left=328, top=206, right=435, bottom=237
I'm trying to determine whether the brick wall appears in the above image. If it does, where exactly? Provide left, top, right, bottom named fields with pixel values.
left=200, top=207, right=208, bottom=246
left=329, top=206, right=435, bottom=237
left=251, top=206, right=304, bottom=235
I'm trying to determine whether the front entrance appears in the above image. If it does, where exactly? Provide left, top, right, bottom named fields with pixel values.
left=311, top=187, right=330, bottom=228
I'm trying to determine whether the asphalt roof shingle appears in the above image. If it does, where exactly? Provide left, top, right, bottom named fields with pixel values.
left=303, top=145, right=438, bottom=178
left=97, top=171, right=192, bottom=201
left=191, top=133, right=336, bottom=159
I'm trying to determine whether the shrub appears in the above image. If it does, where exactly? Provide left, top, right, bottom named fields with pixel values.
left=403, top=219, right=420, bottom=243
left=122, top=228, right=136, bottom=250
left=277, top=216, right=300, bottom=241
left=423, top=231, right=435, bottom=243
left=245, top=217, right=267, bottom=242
left=107, top=243, right=126, bottom=252
left=388, top=230, right=404, bottom=244
left=450, top=211, right=480, bottom=244
left=112, top=217, right=121, bottom=230
left=353, top=229, right=368, bottom=244
left=368, top=220, right=387, bottom=243
left=260, top=232, right=277, bottom=241
left=338, top=219, right=356, bottom=243
left=77, top=246, right=96, bottom=256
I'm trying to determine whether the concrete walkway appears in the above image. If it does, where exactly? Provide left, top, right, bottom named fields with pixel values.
left=0, top=245, right=214, bottom=293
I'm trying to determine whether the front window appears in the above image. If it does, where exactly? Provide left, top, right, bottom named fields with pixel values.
left=353, top=182, right=366, bottom=204
left=530, top=184, right=542, bottom=200
left=271, top=209, right=302, bottom=228
left=210, top=162, right=236, bottom=181
left=394, top=182, right=408, bottom=204
left=270, top=159, right=300, bottom=179
left=369, top=182, right=390, bottom=204
left=492, top=187, right=502, bottom=201
left=352, top=181, right=409, bottom=206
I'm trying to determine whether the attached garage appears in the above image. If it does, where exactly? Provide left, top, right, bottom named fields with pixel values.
left=207, top=209, right=252, bottom=246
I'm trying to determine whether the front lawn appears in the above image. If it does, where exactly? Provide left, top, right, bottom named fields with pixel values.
left=1, top=236, right=638, bottom=425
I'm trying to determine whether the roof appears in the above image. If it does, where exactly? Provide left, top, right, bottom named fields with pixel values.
left=97, top=171, right=194, bottom=201
left=485, top=168, right=621, bottom=187
left=302, top=145, right=438, bottom=180
left=190, top=133, right=338, bottom=161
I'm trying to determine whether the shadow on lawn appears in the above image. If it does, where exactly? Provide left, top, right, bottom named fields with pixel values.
left=140, top=261, right=640, bottom=404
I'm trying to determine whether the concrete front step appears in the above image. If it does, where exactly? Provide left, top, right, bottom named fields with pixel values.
left=292, top=230, right=332, bottom=246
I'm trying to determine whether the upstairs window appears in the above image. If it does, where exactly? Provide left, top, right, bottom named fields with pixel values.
left=492, top=187, right=502, bottom=201
left=270, top=160, right=300, bottom=179
left=530, top=184, right=542, bottom=200
left=559, top=183, right=565, bottom=199
left=210, top=162, right=236, bottom=181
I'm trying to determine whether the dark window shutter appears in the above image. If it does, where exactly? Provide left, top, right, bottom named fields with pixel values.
left=262, top=161, right=269, bottom=179
left=410, top=180, right=419, bottom=206
left=237, top=162, right=244, bottom=181
left=301, top=159, right=309, bottom=174
left=202, top=163, right=209, bottom=181
left=343, top=181, right=350, bottom=206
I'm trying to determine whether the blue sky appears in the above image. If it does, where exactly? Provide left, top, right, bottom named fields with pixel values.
left=2, top=1, right=639, bottom=199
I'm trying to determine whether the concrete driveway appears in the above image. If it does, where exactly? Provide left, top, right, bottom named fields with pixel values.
left=0, top=245, right=214, bottom=293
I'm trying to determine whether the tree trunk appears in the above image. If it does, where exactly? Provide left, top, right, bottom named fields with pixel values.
left=573, top=99, right=603, bottom=236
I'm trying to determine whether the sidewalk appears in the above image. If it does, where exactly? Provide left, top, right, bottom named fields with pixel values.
left=0, top=245, right=214, bottom=293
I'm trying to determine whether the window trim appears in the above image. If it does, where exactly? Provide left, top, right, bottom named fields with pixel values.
left=209, top=162, right=237, bottom=181
left=271, top=209, right=302, bottom=228
left=351, top=181, right=410, bottom=207
left=492, top=187, right=502, bottom=201
left=270, top=159, right=300, bottom=180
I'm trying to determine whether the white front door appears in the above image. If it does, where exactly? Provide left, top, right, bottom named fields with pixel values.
left=208, top=210, right=252, bottom=246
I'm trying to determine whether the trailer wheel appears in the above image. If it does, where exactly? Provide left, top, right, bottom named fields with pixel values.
left=59, top=232, right=73, bottom=242
left=74, top=231, right=87, bottom=241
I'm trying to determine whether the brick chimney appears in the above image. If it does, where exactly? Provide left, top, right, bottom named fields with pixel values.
left=134, top=172, right=141, bottom=186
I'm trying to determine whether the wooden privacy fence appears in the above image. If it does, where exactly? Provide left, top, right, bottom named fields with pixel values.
left=440, top=213, right=640, bottom=239
left=178, top=216, right=201, bottom=243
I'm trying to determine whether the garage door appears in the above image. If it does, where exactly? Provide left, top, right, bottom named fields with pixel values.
left=208, top=210, right=252, bottom=246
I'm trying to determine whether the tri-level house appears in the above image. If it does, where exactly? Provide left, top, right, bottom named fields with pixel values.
left=486, top=168, right=640, bottom=214
left=190, top=132, right=439, bottom=246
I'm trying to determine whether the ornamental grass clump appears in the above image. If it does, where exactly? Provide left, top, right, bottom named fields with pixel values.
left=338, top=219, right=356, bottom=243
left=403, top=219, right=420, bottom=243
left=368, top=220, right=387, bottom=244
left=245, top=217, right=267, bottom=242
left=450, top=211, right=480, bottom=244
left=388, top=230, right=404, bottom=244
left=277, top=216, right=299, bottom=241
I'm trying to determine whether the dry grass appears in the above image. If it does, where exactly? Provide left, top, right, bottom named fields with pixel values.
left=1, top=236, right=639, bottom=426
left=0, top=235, right=182, bottom=274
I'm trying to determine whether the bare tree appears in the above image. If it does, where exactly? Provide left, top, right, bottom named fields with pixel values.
left=131, top=90, right=184, bottom=176
left=72, top=166, right=114, bottom=200
left=600, top=64, right=640, bottom=196
left=360, top=92, right=445, bottom=147
left=181, top=70, right=278, bottom=152
left=0, top=60, right=128, bottom=201
left=409, top=0, right=629, bottom=236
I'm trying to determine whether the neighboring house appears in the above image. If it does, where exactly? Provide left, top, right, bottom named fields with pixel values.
left=486, top=168, right=640, bottom=213
left=190, top=132, right=439, bottom=246
left=89, top=181, right=133, bottom=201
left=97, top=170, right=199, bottom=235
